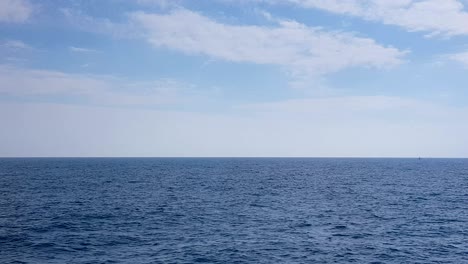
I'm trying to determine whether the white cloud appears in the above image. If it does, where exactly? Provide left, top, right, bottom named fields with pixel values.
left=135, top=0, right=180, bottom=8
left=0, top=65, right=210, bottom=107
left=131, top=9, right=405, bottom=79
left=279, top=0, right=468, bottom=36
left=447, top=51, right=468, bottom=67
left=61, top=8, right=142, bottom=39
left=1, top=40, right=31, bottom=50
left=69, top=46, right=99, bottom=53
left=0, top=0, right=33, bottom=23
left=0, top=40, right=33, bottom=65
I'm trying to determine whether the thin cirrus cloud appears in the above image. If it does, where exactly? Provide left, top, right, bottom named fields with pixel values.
left=69, top=46, right=99, bottom=53
left=130, top=9, right=406, bottom=78
left=0, top=65, right=208, bottom=107
left=61, top=8, right=143, bottom=39
left=135, top=0, right=180, bottom=8
left=279, top=0, right=468, bottom=36
left=1, top=40, right=31, bottom=50
left=448, top=51, right=468, bottom=67
left=0, top=40, right=33, bottom=64
left=0, top=0, right=33, bottom=23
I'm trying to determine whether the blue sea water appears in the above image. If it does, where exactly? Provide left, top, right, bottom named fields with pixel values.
left=0, top=158, right=467, bottom=263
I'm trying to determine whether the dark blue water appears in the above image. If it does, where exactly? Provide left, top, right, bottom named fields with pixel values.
left=1, top=158, right=467, bottom=263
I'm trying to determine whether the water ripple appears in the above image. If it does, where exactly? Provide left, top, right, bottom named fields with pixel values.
left=1, top=158, right=468, bottom=263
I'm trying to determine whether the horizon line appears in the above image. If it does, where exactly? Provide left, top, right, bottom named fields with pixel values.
left=1, top=156, right=468, bottom=159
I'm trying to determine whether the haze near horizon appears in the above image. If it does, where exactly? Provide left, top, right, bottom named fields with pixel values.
left=1, top=0, right=468, bottom=157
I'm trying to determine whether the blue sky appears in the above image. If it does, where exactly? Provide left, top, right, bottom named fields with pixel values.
left=1, top=0, right=468, bottom=157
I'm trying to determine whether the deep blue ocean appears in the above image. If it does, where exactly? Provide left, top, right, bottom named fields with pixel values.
left=1, top=158, right=467, bottom=263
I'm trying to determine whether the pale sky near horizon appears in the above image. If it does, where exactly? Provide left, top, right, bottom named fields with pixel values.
left=1, top=0, right=468, bottom=157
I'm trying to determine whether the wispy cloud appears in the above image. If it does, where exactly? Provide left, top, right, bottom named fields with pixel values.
left=447, top=50, right=468, bottom=67
left=61, top=8, right=142, bottom=38
left=0, top=65, right=212, bottom=108
left=0, top=40, right=33, bottom=65
left=59, top=7, right=406, bottom=88
left=135, top=0, right=181, bottom=8
left=1, top=39, right=31, bottom=50
left=69, top=46, right=99, bottom=53
left=275, top=0, right=468, bottom=37
left=0, top=0, right=33, bottom=23
left=131, top=9, right=406, bottom=79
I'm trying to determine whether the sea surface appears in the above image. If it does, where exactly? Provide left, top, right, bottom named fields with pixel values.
left=1, top=158, right=467, bottom=263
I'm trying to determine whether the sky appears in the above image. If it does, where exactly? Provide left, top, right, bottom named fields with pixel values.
left=1, top=0, right=468, bottom=157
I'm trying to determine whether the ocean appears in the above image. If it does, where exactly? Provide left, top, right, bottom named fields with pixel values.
left=1, top=158, right=467, bottom=263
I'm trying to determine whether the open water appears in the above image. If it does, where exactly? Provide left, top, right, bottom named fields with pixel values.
left=1, top=158, right=467, bottom=263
